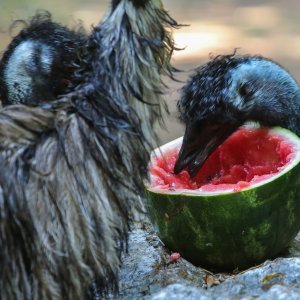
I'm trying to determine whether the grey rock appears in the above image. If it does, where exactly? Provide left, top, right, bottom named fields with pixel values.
left=256, top=285, right=300, bottom=300
left=147, top=283, right=209, bottom=300
left=209, top=257, right=300, bottom=299
left=148, top=257, right=300, bottom=300
left=113, top=223, right=206, bottom=300
left=110, top=224, right=300, bottom=299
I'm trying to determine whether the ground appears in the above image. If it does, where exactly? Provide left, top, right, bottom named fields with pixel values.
left=108, top=220, right=300, bottom=299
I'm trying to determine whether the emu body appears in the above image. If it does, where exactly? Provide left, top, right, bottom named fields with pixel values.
left=174, top=54, right=300, bottom=177
left=0, top=1, right=178, bottom=299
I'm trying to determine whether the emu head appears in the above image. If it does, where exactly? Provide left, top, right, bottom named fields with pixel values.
left=0, top=13, right=84, bottom=106
left=174, top=54, right=300, bottom=177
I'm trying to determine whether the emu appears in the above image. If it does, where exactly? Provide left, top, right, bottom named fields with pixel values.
left=0, top=0, right=178, bottom=299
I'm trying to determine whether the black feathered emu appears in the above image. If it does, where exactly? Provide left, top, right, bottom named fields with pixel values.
left=174, top=54, right=300, bottom=177
left=0, top=1, right=178, bottom=299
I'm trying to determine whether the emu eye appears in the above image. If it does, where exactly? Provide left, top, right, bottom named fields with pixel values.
left=238, top=83, right=252, bottom=98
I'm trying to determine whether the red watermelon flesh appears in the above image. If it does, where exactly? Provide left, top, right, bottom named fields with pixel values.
left=150, top=127, right=295, bottom=193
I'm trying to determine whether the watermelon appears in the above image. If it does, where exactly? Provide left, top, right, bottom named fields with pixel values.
left=146, top=126, right=300, bottom=271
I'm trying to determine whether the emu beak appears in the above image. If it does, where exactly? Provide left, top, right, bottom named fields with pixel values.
left=174, top=120, right=240, bottom=178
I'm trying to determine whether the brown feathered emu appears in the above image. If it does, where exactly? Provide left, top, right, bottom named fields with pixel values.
left=0, top=0, right=178, bottom=299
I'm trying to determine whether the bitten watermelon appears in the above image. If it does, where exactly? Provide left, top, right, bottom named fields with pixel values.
left=146, top=126, right=300, bottom=270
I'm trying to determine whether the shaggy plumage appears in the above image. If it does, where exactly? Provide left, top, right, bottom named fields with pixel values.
left=174, top=54, right=300, bottom=177
left=0, top=1, right=178, bottom=299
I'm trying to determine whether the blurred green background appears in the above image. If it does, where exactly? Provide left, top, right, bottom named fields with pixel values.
left=1, top=0, right=300, bottom=143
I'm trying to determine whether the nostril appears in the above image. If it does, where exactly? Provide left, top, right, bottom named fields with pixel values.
left=238, top=83, right=250, bottom=97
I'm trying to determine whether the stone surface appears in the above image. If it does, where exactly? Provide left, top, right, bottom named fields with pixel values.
left=113, top=223, right=206, bottom=300
left=110, top=225, right=300, bottom=300
left=147, top=283, right=207, bottom=300
left=206, top=257, right=300, bottom=299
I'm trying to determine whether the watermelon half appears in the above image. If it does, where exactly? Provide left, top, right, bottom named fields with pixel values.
left=146, top=126, right=300, bottom=270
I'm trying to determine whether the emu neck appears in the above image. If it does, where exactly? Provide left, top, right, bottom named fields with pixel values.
left=285, top=90, right=300, bottom=136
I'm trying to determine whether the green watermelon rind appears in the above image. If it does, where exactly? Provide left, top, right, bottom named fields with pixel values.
left=146, top=126, right=300, bottom=271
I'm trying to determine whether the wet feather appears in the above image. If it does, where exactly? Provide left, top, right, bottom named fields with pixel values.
left=0, top=1, right=179, bottom=299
